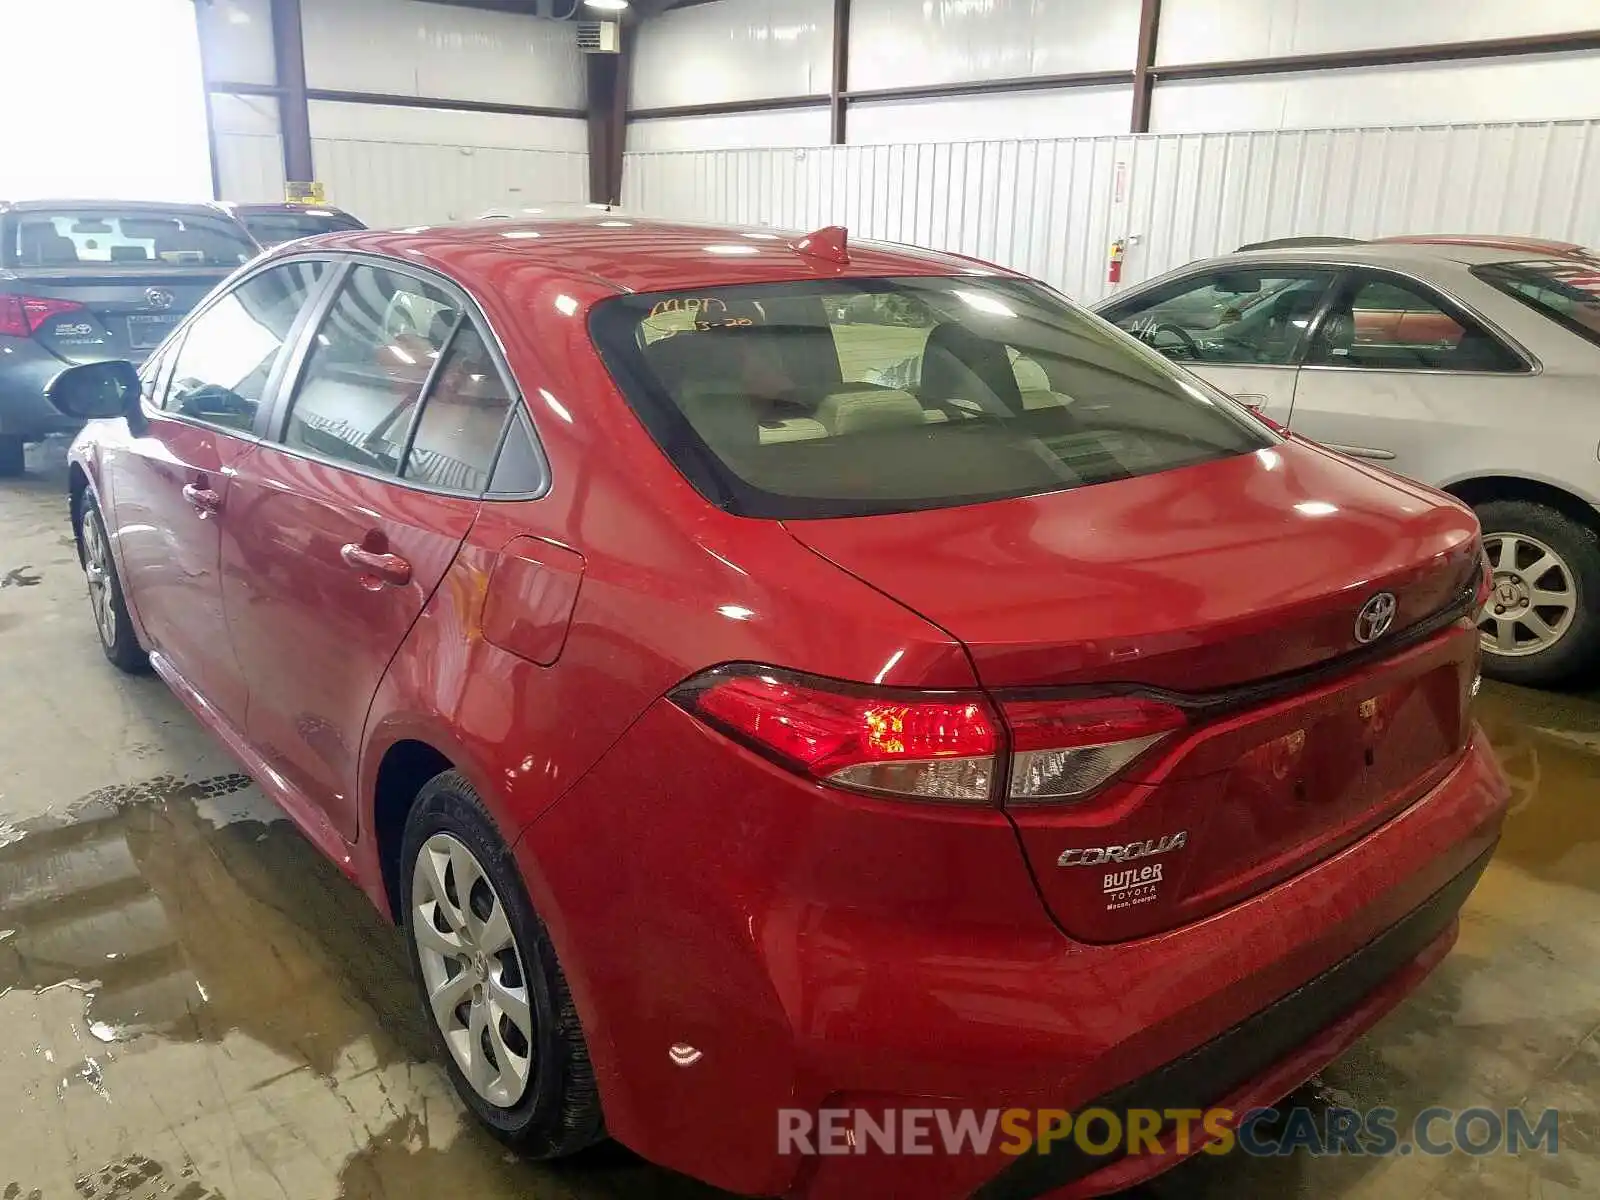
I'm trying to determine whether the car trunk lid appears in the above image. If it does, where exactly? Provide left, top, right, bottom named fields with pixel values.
left=4, top=268, right=230, bottom=363
left=785, top=440, right=1483, bottom=941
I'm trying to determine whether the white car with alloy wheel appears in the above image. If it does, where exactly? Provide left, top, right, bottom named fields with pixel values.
left=1098, top=235, right=1600, bottom=687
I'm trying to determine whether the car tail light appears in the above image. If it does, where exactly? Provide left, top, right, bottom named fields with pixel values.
left=673, top=667, right=1187, bottom=806
left=672, top=667, right=1000, bottom=802
left=0, top=294, right=85, bottom=337
left=1001, top=696, right=1186, bottom=804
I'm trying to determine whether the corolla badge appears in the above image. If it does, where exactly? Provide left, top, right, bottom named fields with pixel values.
left=1354, top=591, right=1398, bottom=644
left=1057, top=831, right=1187, bottom=868
left=145, top=287, right=174, bottom=310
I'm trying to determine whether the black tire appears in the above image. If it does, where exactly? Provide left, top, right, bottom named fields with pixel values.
left=78, top=497, right=150, bottom=674
left=400, top=770, right=604, bottom=1157
left=1476, top=500, right=1600, bottom=687
left=0, top=435, right=24, bottom=477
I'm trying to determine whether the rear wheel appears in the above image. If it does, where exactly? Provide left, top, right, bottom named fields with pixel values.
left=79, top=500, right=149, bottom=674
left=400, top=770, right=604, bottom=1156
left=1475, top=500, right=1600, bottom=687
left=0, top=436, right=24, bottom=477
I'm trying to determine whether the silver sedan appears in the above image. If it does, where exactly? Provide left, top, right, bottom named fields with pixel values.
left=1098, top=238, right=1600, bottom=687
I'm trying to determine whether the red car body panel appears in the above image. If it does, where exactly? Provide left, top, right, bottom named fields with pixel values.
left=517, top=711, right=1503, bottom=1197
left=65, top=217, right=1511, bottom=1200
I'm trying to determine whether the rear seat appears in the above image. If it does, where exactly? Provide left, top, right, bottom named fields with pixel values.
left=814, top=384, right=928, bottom=435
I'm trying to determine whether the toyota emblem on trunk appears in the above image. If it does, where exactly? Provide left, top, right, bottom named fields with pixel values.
left=145, top=288, right=174, bottom=310
left=1354, top=592, right=1397, bottom=644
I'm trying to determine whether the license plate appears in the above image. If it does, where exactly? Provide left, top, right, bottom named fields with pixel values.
left=127, top=313, right=179, bottom=349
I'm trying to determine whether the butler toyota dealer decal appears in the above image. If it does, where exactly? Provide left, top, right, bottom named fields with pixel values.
left=1058, top=832, right=1188, bottom=910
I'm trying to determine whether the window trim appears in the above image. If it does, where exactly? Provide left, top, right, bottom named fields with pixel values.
left=1299, top=266, right=1538, bottom=377
left=136, top=253, right=339, bottom=442
left=260, top=251, right=549, bottom=501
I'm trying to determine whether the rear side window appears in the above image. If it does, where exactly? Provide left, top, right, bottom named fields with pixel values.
left=162, top=261, right=326, bottom=431
left=1473, top=259, right=1600, bottom=351
left=591, top=277, right=1269, bottom=519
left=1306, top=271, right=1525, bottom=373
left=402, top=324, right=517, bottom=493
left=3, top=208, right=256, bottom=268
left=282, top=264, right=460, bottom=475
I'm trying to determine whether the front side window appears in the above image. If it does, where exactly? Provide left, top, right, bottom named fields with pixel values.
left=1307, top=271, right=1524, bottom=373
left=1103, top=269, right=1336, bottom=367
left=1473, top=259, right=1600, bottom=351
left=592, top=276, right=1270, bottom=519
left=162, top=261, right=326, bottom=431
left=3, top=208, right=257, bottom=269
left=282, top=264, right=460, bottom=475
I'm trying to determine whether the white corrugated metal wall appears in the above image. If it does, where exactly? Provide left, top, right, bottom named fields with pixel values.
left=311, top=137, right=588, bottom=227
left=200, top=0, right=589, bottom=224
left=623, top=120, right=1600, bottom=303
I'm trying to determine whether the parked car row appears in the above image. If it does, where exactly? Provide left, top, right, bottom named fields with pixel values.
left=51, top=214, right=1508, bottom=1200
left=0, top=198, right=363, bottom=475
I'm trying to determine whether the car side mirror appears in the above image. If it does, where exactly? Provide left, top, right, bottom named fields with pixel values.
left=45, top=360, right=142, bottom=421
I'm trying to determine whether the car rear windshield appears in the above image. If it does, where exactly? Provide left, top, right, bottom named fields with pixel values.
left=2, top=209, right=256, bottom=269
left=1473, top=259, right=1600, bottom=350
left=589, top=276, right=1270, bottom=519
left=242, top=211, right=362, bottom=245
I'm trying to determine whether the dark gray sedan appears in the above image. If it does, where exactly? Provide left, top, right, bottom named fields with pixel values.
left=0, top=199, right=257, bottom=474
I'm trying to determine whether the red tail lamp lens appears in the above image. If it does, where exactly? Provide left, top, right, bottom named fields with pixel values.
left=677, top=669, right=999, bottom=802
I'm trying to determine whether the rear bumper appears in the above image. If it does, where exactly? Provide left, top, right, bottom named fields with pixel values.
left=0, top=338, right=82, bottom=438
left=515, top=710, right=1508, bottom=1199
left=980, top=845, right=1489, bottom=1199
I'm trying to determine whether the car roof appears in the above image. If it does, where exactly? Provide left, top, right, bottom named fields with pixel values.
left=294, top=215, right=1018, bottom=294
left=1218, top=240, right=1560, bottom=269
left=0, top=198, right=229, bottom=217
left=229, top=202, right=355, bottom=216
left=1377, top=233, right=1592, bottom=256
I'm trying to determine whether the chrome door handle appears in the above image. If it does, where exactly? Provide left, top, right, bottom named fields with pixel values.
left=340, top=542, right=413, bottom=587
left=181, top=483, right=222, bottom=517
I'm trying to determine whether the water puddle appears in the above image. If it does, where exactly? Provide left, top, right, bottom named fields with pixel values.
left=0, top=771, right=430, bottom=1072
left=1473, top=684, right=1600, bottom=892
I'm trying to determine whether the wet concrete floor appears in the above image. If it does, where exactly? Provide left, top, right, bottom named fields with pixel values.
left=1, top=439, right=1596, bottom=1199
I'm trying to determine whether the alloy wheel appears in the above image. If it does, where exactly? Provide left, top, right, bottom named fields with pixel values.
left=411, top=832, right=535, bottom=1108
left=82, top=513, right=117, bottom=648
left=1478, top=532, right=1578, bottom=658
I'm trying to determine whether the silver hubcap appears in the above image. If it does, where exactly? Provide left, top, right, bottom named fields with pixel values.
left=82, top=514, right=116, bottom=647
left=1478, top=532, right=1578, bottom=658
left=411, top=833, right=534, bottom=1107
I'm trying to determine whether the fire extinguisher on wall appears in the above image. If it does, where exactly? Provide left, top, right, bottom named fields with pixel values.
left=1108, top=238, right=1126, bottom=285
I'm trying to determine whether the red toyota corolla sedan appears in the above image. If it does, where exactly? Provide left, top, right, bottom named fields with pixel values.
left=50, top=217, right=1508, bottom=1199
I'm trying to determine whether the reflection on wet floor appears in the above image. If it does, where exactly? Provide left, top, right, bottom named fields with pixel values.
left=0, top=768, right=733, bottom=1200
